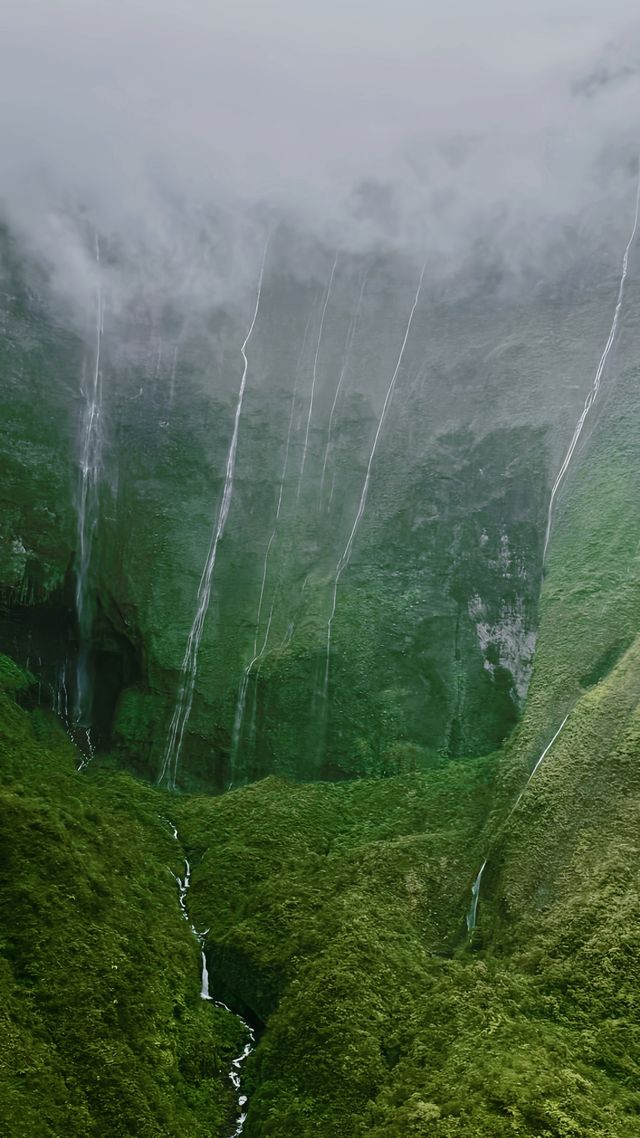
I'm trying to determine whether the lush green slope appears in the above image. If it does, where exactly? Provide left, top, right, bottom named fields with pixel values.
left=1, top=623, right=639, bottom=1136
left=0, top=656, right=245, bottom=1137
left=2, top=228, right=640, bottom=1135
left=164, top=709, right=638, bottom=1138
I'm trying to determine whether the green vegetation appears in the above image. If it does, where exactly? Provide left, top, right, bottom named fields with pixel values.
left=0, top=232, right=592, bottom=789
left=169, top=684, right=640, bottom=1137
left=2, top=239, right=640, bottom=1136
left=512, top=362, right=640, bottom=769
left=0, top=657, right=245, bottom=1137
left=2, top=598, right=640, bottom=1136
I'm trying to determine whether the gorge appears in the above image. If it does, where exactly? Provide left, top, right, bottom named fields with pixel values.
left=2, top=2, right=640, bottom=1135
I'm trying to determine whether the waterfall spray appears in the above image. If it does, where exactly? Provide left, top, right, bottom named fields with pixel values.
left=74, top=233, right=104, bottom=743
left=322, top=264, right=426, bottom=707
left=543, top=168, right=640, bottom=561
left=297, top=254, right=338, bottom=499
left=158, top=237, right=270, bottom=788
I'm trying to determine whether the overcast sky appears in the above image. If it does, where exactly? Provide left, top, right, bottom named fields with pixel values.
left=1, top=1, right=639, bottom=313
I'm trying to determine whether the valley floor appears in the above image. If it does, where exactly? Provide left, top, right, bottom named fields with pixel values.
left=1, top=650, right=639, bottom=1136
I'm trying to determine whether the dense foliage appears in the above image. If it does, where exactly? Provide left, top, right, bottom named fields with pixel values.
left=1, top=257, right=639, bottom=1135
left=1, top=604, right=639, bottom=1136
left=174, top=689, right=640, bottom=1138
left=0, top=659, right=245, bottom=1137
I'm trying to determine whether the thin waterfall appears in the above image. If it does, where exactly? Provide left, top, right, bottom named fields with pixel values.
left=231, top=320, right=303, bottom=767
left=543, top=167, right=640, bottom=561
left=165, top=819, right=255, bottom=1135
left=297, top=254, right=338, bottom=499
left=322, top=264, right=426, bottom=706
left=465, top=712, right=570, bottom=933
left=526, top=713, right=569, bottom=784
left=153, top=339, right=164, bottom=379
left=465, top=860, right=487, bottom=932
left=52, top=662, right=70, bottom=724
left=168, top=343, right=179, bottom=409
left=319, top=268, right=368, bottom=503
left=74, top=232, right=104, bottom=743
left=230, top=600, right=274, bottom=772
left=158, top=238, right=270, bottom=788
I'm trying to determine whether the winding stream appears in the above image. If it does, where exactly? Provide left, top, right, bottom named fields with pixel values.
left=165, top=819, right=255, bottom=1136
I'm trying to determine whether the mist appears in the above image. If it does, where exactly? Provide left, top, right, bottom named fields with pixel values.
left=1, top=0, right=640, bottom=325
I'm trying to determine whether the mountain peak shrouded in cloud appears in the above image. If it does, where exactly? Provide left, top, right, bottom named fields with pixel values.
left=1, top=0, right=639, bottom=319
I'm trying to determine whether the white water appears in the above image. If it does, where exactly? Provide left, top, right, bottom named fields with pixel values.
left=74, top=233, right=104, bottom=739
left=158, top=239, right=270, bottom=788
left=319, top=269, right=368, bottom=504
left=165, top=819, right=255, bottom=1135
left=465, top=859, right=487, bottom=932
left=543, top=169, right=640, bottom=561
left=322, top=264, right=426, bottom=702
left=297, top=254, right=338, bottom=499
left=231, top=307, right=311, bottom=767
left=50, top=662, right=95, bottom=771
left=526, top=713, right=570, bottom=784
left=465, top=712, right=571, bottom=932
left=52, top=662, right=70, bottom=724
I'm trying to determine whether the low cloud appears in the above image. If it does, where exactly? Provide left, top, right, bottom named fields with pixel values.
left=1, top=0, right=640, bottom=325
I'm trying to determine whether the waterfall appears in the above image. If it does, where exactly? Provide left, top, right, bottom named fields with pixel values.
left=297, top=254, right=338, bottom=499
left=165, top=819, right=255, bottom=1136
left=73, top=232, right=104, bottom=746
left=168, top=343, right=179, bottom=409
left=466, top=860, right=487, bottom=932
left=526, top=713, right=569, bottom=784
left=319, top=268, right=368, bottom=504
left=543, top=166, right=640, bottom=561
left=465, top=712, right=570, bottom=933
left=231, top=305, right=310, bottom=769
left=158, top=238, right=269, bottom=788
left=230, top=603, right=274, bottom=774
left=52, top=662, right=70, bottom=724
left=322, top=263, right=426, bottom=706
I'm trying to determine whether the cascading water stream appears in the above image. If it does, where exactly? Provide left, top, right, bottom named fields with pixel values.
left=465, top=712, right=571, bottom=932
left=52, top=662, right=70, bottom=724
left=164, top=819, right=254, bottom=1135
left=297, top=254, right=338, bottom=499
left=231, top=306, right=313, bottom=768
left=319, top=268, right=368, bottom=504
left=465, top=860, right=487, bottom=933
left=543, top=167, right=640, bottom=561
left=158, top=238, right=270, bottom=788
left=74, top=233, right=104, bottom=750
left=523, top=713, right=570, bottom=786
left=322, top=263, right=426, bottom=706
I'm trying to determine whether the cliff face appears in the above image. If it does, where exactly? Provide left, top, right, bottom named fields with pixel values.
left=4, top=223, right=638, bottom=790
left=2, top=212, right=640, bottom=1135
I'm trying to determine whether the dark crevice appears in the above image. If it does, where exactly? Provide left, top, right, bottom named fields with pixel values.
left=0, top=585, right=143, bottom=749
